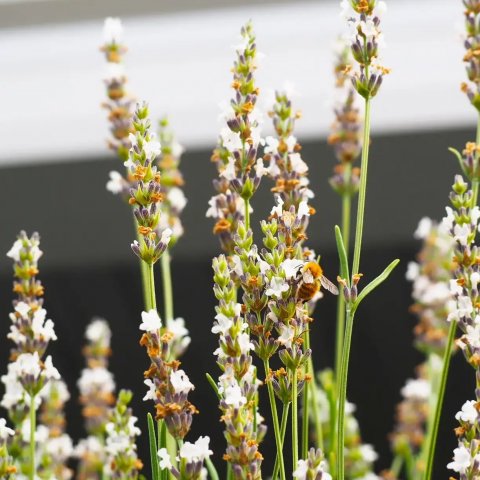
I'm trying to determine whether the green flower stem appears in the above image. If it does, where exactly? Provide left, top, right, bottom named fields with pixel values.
left=302, top=328, right=323, bottom=455
left=352, top=98, right=371, bottom=278
left=473, top=179, right=480, bottom=207
left=160, top=250, right=174, bottom=323
left=334, top=189, right=352, bottom=384
left=136, top=229, right=150, bottom=309
left=333, top=183, right=353, bottom=459
left=244, top=198, right=251, bottom=231
left=337, top=96, right=372, bottom=480
left=336, top=307, right=355, bottom=480
left=301, top=362, right=309, bottom=459
left=292, top=366, right=299, bottom=470
left=147, top=263, right=157, bottom=311
left=263, top=359, right=286, bottom=480
left=390, top=453, right=404, bottom=478
left=423, top=320, right=457, bottom=480
left=272, top=403, right=290, bottom=480
left=29, top=393, right=36, bottom=480
left=307, top=357, right=323, bottom=452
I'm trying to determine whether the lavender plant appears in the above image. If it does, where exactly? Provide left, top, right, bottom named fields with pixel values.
left=442, top=176, right=480, bottom=479
left=387, top=220, right=453, bottom=479
left=208, top=21, right=263, bottom=249
left=1, top=232, right=63, bottom=480
left=0, top=419, right=16, bottom=478
left=101, top=18, right=188, bottom=334
left=104, top=389, right=143, bottom=479
left=335, top=3, right=398, bottom=480
left=75, top=319, right=116, bottom=479
left=422, top=2, right=480, bottom=476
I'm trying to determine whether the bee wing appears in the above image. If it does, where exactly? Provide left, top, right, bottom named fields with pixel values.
left=320, top=275, right=339, bottom=295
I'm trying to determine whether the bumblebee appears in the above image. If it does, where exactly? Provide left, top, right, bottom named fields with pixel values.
left=296, top=261, right=339, bottom=301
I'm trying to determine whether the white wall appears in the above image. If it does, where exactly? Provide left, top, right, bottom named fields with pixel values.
left=0, top=0, right=471, bottom=165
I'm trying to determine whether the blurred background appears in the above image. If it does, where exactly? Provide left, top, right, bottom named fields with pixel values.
left=0, top=0, right=476, bottom=477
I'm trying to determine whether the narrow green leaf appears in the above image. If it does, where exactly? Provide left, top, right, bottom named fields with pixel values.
left=352, top=259, right=400, bottom=314
left=147, top=413, right=160, bottom=480
left=448, top=147, right=468, bottom=177
left=334, top=225, right=350, bottom=285
left=206, top=373, right=221, bottom=399
left=206, top=457, right=220, bottom=480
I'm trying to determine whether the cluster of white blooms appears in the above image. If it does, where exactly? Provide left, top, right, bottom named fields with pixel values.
left=293, top=448, right=332, bottom=480
left=158, top=436, right=212, bottom=479
left=8, top=302, right=57, bottom=350
left=6, top=235, right=42, bottom=264
left=140, top=309, right=190, bottom=358
left=341, top=0, right=386, bottom=46
left=85, top=317, right=112, bottom=346
left=6, top=352, right=60, bottom=398
left=0, top=418, right=15, bottom=477
left=400, top=378, right=431, bottom=401
left=78, top=367, right=115, bottom=398
left=140, top=309, right=162, bottom=333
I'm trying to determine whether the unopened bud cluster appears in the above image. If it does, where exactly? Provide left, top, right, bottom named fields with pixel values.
left=341, top=0, right=389, bottom=99
left=128, top=103, right=172, bottom=264
left=264, top=92, right=314, bottom=212
left=157, top=116, right=187, bottom=244
left=208, top=21, right=265, bottom=254
left=328, top=42, right=362, bottom=196
left=461, top=0, right=480, bottom=110
left=103, top=390, right=143, bottom=479
left=101, top=17, right=135, bottom=161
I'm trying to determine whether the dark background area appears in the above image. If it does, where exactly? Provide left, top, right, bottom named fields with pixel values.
left=0, top=127, right=475, bottom=477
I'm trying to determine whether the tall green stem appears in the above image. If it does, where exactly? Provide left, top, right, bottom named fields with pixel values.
left=307, top=359, right=323, bottom=452
left=272, top=403, right=290, bottom=480
left=336, top=307, right=355, bottom=480
left=423, top=321, right=457, bottom=480
left=244, top=198, right=250, bottom=231
left=390, top=454, right=404, bottom=478
left=302, top=329, right=323, bottom=455
left=263, top=360, right=286, bottom=480
left=29, top=394, right=36, bottom=480
left=135, top=229, right=150, bottom=308
left=292, top=367, right=298, bottom=470
left=335, top=189, right=352, bottom=383
left=161, top=250, right=174, bottom=322
left=146, top=263, right=157, bottom=311
left=337, top=97, right=372, bottom=480
left=351, top=98, right=371, bottom=277
left=302, top=345, right=310, bottom=458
